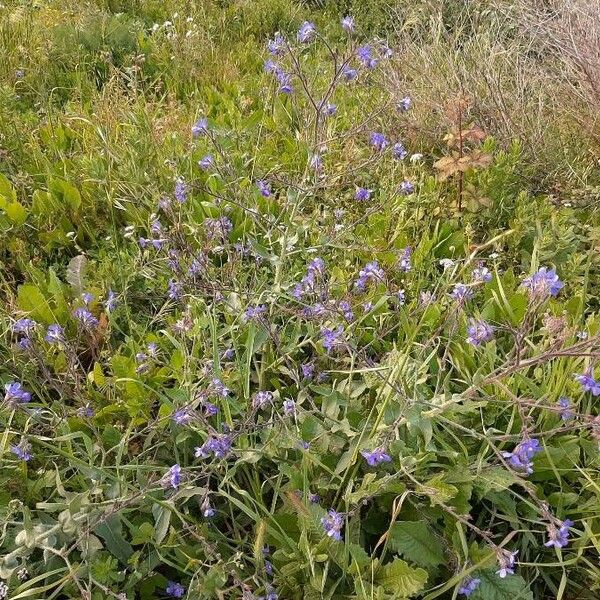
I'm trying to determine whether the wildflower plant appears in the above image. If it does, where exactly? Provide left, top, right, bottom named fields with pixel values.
left=0, top=8, right=598, bottom=600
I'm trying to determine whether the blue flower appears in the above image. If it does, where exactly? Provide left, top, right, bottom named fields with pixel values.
left=11, top=440, right=32, bottom=462
left=557, top=397, right=574, bottom=421
left=174, top=177, right=188, bottom=203
left=201, top=497, right=215, bottom=518
left=204, top=216, right=233, bottom=241
left=173, top=407, right=195, bottom=425
left=575, top=372, right=600, bottom=395
left=301, top=362, right=315, bottom=379
left=13, top=318, right=36, bottom=335
left=466, top=318, right=494, bottom=346
left=73, top=308, right=99, bottom=330
left=370, top=132, right=388, bottom=151
left=458, top=576, right=481, bottom=597
left=168, top=464, right=182, bottom=489
left=545, top=519, right=574, bottom=548
left=341, top=16, right=355, bottom=32
left=360, top=447, right=392, bottom=466
left=283, top=399, right=295, bottom=415
left=195, top=434, right=232, bottom=459
left=82, top=292, right=95, bottom=305
left=104, top=290, right=118, bottom=312
left=256, top=180, right=271, bottom=197
left=398, top=180, right=414, bottom=194
left=268, top=33, right=285, bottom=56
left=502, top=438, right=541, bottom=475
left=166, top=581, right=186, bottom=598
left=496, top=550, right=517, bottom=578
left=253, top=390, right=273, bottom=410
left=45, top=324, right=65, bottom=344
left=341, top=65, right=357, bottom=81
left=321, top=509, right=344, bottom=541
left=392, top=142, right=408, bottom=160
left=521, top=267, right=564, bottom=300
left=297, top=21, right=316, bottom=43
left=168, top=280, right=182, bottom=301
left=265, top=560, right=274, bottom=576
left=355, top=261, right=385, bottom=291
left=472, top=266, right=492, bottom=283
left=450, top=284, right=474, bottom=303
left=325, top=103, right=337, bottom=116
left=398, top=246, right=412, bottom=272
left=357, top=45, right=378, bottom=69
left=198, top=154, right=214, bottom=171
left=354, top=187, right=372, bottom=201
left=244, top=305, right=267, bottom=321
left=397, top=97, right=412, bottom=112
left=321, top=326, right=344, bottom=353
left=192, top=117, right=208, bottom=137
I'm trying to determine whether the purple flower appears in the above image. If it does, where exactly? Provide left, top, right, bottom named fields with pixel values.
left=195, top=434, right=232, bottom=459
left=192, top=117, right=208, bottom=137
left=575, top=372, right=600, bottom=395
left=265, top=586, right=278, bottom=600
left=341, top=16, right=355, bottom=32
left=545, top=519, right=574, bottom=548
left=168, top=279, right=182, bottom=301
left=360, top=447, right=392, bottom=466
left=82, top=292, right=94, bottom=305
left=211, top=377, right=230, bottom=398
left=355, top=261, right=385, bottom=291
left=392, top=142, right=408, bottom=160
left=283, top=399, right=295, bottom=415
left=253, top=390, right=273, bottom=410
left=201, top=497, right=215, bottom=518
left=104, top=290, right=118, bottom=312
left=325, top=103, right=337, bottom=116
left=450, top=284, right=474, bottom=303
left=398, top=180, right=414, bottom=195
left=166, top=581, right=186, bottom=598
left=341, top=65, right=357, bottom=81
left=11, top=440, right=32, bottom=462
left=301, top=362, right=315, bottom=379
left=297, top=21, right=316, bottom=43
left=502, top=438, right=541, bottom=475
left=466, top=318, right=494, bottom=346
left=173, top=407, right=195, bottom=425
left=275, top=69, right=293, bottom=94
left=396, top=289, right=406, bottom=305
left=292, top=257, right=326, bottom=299
left=354, top=187, right=372, bottom=201
left=420, top=290, right=436, bottom=307
left=45, top=324, right=65, bottom=344
left=557, top=397, right=574, bottom=421
left=397, top=96, right=412, bottom=112
left=13, top=318, right=36, bottom=335
left=204, top=216, right=233, bottom=241
left=522, top=267, right=564, bottom=300
left=256, top=180, right=271, bottom=197
left=309, top=492, right=320, bottom=503
left=222, top=348, right=235, bottom=361
left=4, top=381, right=31, bottom=407
left=338, top=300, right=354, bottom=321
left=321, top=509, right=344, bottom=541
left=167, top=464, right=182, bottom=489
left=370, top=132, right=388, bottom=151
left=265, top=560, right=274, bottom=576
left=357, top=45, right=378, bottom=69
left=264, top=59, right=278, bottom=74
left=472, top=266, right=492, bottom=283
left=73, top=308, right=99, bottom=330
left=77, top=405, right=94, bottom=418
left=310, top=153, right=323, bottom=171
left=198, top=154, right=214, bottom=170
left=203, top=401, right=219, bottom=416
left=174, top=177, right=188, bottom=203
left=458, top=577, right=481, bottom=597
left=398, top=246, right=412, bottom=272
left=245, top=305, right=267, bottom=321
left=268, top=33, right=285, bottom=56
left=321, top=326, right=344, bottom=353
left=496, top=550, right=518, bottom=578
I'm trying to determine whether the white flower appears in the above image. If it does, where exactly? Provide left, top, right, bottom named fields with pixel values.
left=409, top=153, right=423, bottom=163
left=0, top=581, right=8, bottom=600
left=439, top=258, right=455, bottom=271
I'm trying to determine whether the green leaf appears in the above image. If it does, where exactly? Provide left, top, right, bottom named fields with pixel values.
left=473, top=569, right=533, bottom=600
left=0, top=173, right=16, bottom=208
left=49, top=178, right=81, bottom=212
left=5, top=201, right=28, bottom=226
left=94, top=515, right=134, bottom=563
left=388, top=522, right=445, bottom=567
left=374, top=558, right=428, bottom=598
left=17, top=284, right=55, bottom=323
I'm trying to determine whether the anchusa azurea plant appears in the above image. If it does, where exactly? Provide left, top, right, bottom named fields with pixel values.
left=0, top=13, right=598, bottom=600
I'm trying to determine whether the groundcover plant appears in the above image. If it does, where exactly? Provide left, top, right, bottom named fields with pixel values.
left=0, top=2, right=599, bottom=599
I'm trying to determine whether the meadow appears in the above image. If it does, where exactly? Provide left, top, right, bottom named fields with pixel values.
left=0, top=0, right=599, bottom=598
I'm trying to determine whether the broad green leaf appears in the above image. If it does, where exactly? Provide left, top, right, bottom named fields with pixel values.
left=94, top=515, right=134, bottom=563
left=388, top=522, right=445, bottom=567
left=17, top=284, right=55, bottom=323
left=473, top=569, right=533, bottom=600
left=374, top=558, right=428, bottom=597
left=0, top=173, right=16, bottom=207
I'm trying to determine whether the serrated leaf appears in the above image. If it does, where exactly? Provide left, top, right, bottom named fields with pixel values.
left=388, top=522, right=444, bottom=567
left=374, top=558, right=428, bottom=597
